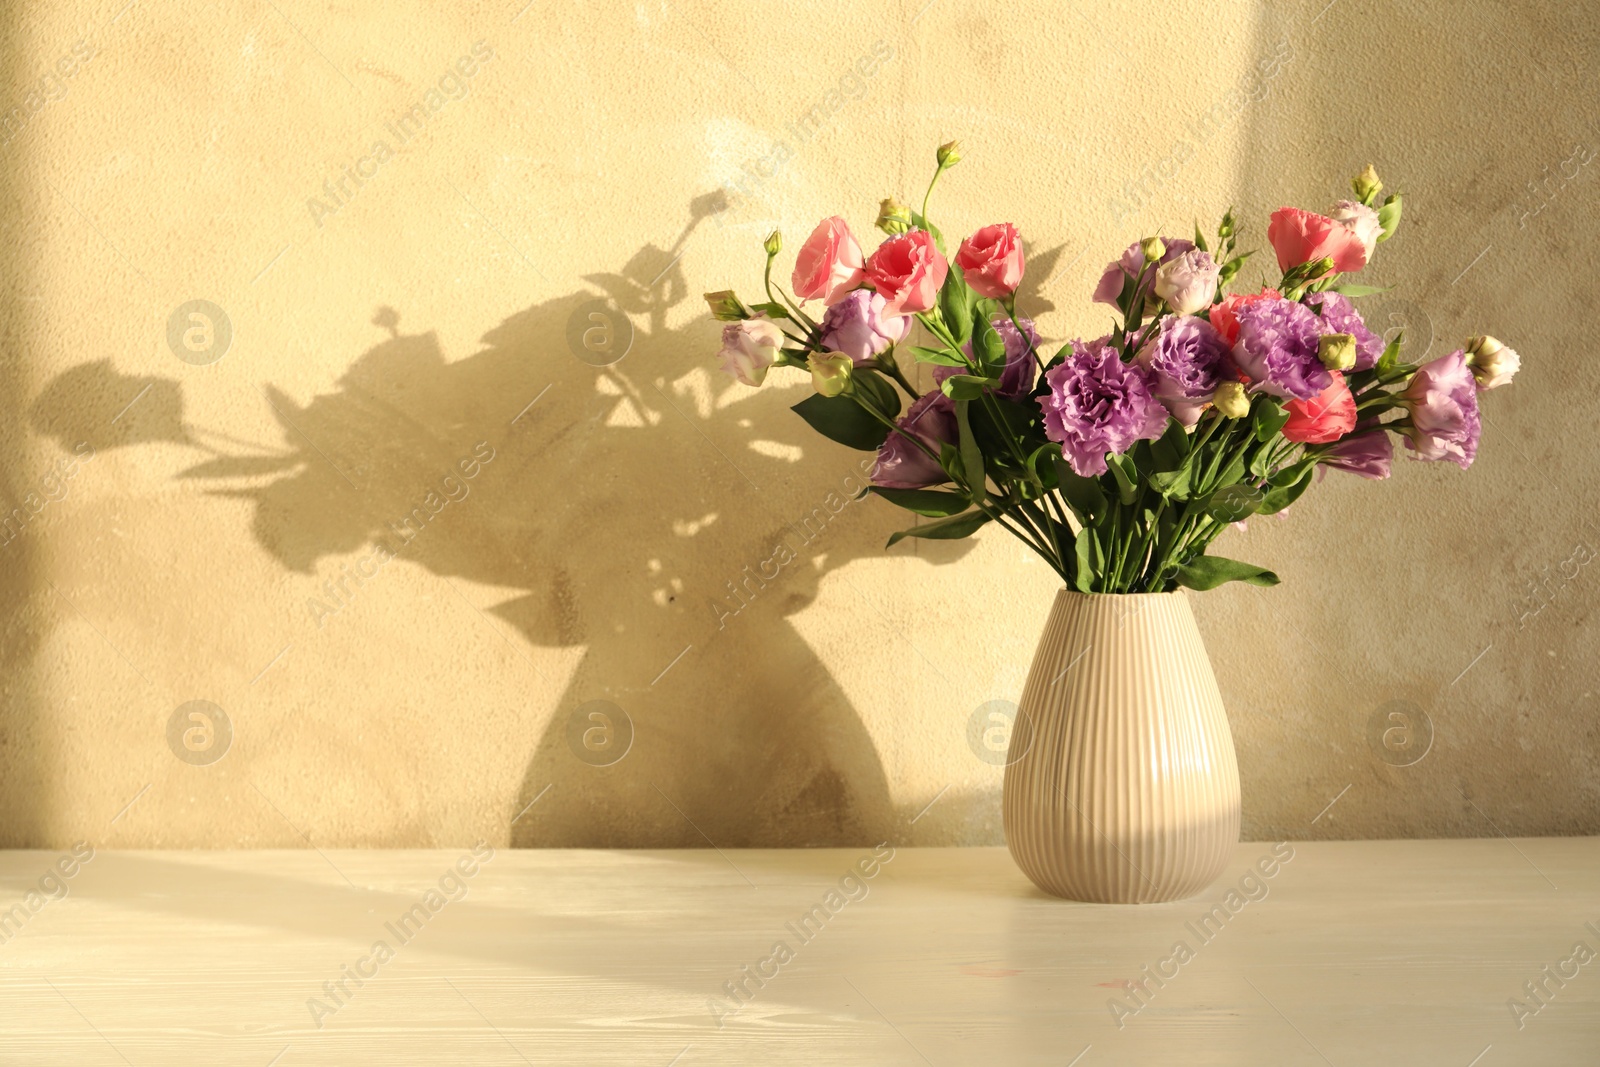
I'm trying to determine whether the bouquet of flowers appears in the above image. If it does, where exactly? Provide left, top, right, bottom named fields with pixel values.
left=707, top=144, right=1520, bottom=593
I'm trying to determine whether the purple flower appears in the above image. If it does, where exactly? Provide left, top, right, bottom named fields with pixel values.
left=933, top=314, right=1041, bottom=400
left=1322, top=421, right=1393, bottom=479
left=1231, top=297, right=1332, bottom=400
left=1135, top=315, right=1231, bottom=427
left=1306, top=291, right=1383, bottom=370
left=819, top=290, right=911, bottom=366
left=1039, top=337, right=1169, bottom=477
left=1402, top=350, right=1480, bottom=469
left=1092, top=238, right=1195, bottom=307
left=871, top=391, right=957, bottom=489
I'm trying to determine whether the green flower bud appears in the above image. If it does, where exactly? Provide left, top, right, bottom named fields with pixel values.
left=876, top=196, right=913, bottom=236
left=703, top=290, right=748, bottom=322
left=1212, top=380, right=1250, bottom=419
left=1318, top=333, right=1357, bottom=371
left=937, top=140, right=962, bottom=168
left=1140, top=236, right=1166, bottom=262
left=808, top=352, right=853, bottom=398
left=1352, top=163, right=1383, bottom=205
left=763, top=230, right=782, bottom=257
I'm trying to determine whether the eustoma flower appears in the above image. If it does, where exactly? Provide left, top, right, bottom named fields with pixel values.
left=1135, top=315, right=1231, bottom=428
left=716, top=317, right=784, bottom=387
left=955, top=223, right=1026, bottom=299
left=1230, top=298, right=1333, bottom=400
left=865, top=229, right=949, bottom=317
left=1322, top=420, right=1393, bottom=479
left=935, top=314, right=1040, bottom=400
left=1305, top=291, right=1384, bottom=370
left=871, top=391, right=957, bottom=489
left=819, top=290, right=911, bottom=365
left=1092, top=238, right=1194, bottom=308
left=1153, top=249, right=1220, bottom=315
left=1210, top=287, right=1281, bottom=345
left=1465, top=335, right=1521, bottom=390
left=1039, top=338, right=1168, bottom=477
left=1281, top=372, right=1356, bottom=443
left=1402, top=350, right=1481, bottom=468
left=792, top=217, right=866, bottom=304
left=1267, top=207, right=1371, bottom=273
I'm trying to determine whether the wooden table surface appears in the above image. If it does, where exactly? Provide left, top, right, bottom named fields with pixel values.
left=0, top=840, right=1596, bottom=1065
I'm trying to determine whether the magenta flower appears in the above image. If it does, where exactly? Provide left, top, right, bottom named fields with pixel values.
left=1039, top=338, right=1169, bottom=477
left=1135, top=315, right=1231, bottom=427
left=1306, top=291, right=1384, bottom=370
left=1231, top=297, right=1332, bottom=400
left=871, top=391, right=957, bottom=489
left=934, top=314, right=1041, bottom=400
left=1402, top=350, right=1480, bottom=469
left=1322, top=422, right=1393, bottom=479
left=820, top=290, right=911, bottom=366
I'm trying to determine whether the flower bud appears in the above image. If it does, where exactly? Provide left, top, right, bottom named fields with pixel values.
left=1217, top=209, right=1236, bottom=241
left=1318, top=333, right=1357, bottom=371
left=1464, top=334, right=1520, bottom=390
left=1351, top=164, right=1383, bottom=205
left=1306, top=255, right=1336, bottom=278
left=808, top=351, right=854, bottom=398
left=703, top=290, right=748, bottom=322
left=1140, top=236, right=1166, bottom=262
left=876, top=196, right=913, bottom=236
left=1211, top=380, right=1250, bottom=419
left=763, top=230, right=783, bottom=257
left=936, top=140, right=962, bottom=167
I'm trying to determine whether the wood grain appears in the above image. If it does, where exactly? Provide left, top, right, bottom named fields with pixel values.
left=0, top=841, right=1596, bottom=1064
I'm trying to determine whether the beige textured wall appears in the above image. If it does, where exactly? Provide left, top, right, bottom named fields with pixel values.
left=1, top=0, right=1595, bottom=849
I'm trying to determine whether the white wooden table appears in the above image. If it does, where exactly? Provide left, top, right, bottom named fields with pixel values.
left=0, top=841, right=1595, bottom=1065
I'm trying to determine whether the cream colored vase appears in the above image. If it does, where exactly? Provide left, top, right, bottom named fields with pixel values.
left=1003, top=589, right=1240, bottom=903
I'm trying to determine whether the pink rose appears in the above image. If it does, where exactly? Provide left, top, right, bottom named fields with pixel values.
left=865, top=229, right=949, bottom=317
left=716, top=317, right=784, bottom=387
left=792, top=217, right=866, bottom=305
left=955, top=223, right=1025, bottom=299
left=1267, top=207, right=1370, bottom=274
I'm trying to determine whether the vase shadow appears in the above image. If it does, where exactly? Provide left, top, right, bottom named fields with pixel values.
left=27, top=195, right=984, bottom=847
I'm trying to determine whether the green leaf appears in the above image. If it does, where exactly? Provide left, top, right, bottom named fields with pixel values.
left=1149, top=419, right=1192, bottom=471
left=1053, top=453, right=1107, bottom=523
left=1106, top=453, right=1138, bottom=505
left=1203, top=482, right=1265, bottom=523
left=1176, top=555, right=1281, bottom=591
left=970, top=312, right=1006, bottom=374
left=1260, top=462, right=1315, bottom=514
left=790, top=393, right=885, bottom=452
left=909, top=212, right=946, bottom=255
left=954, top=400, right=985, bottom=492
left=1074, top=527, right=1099, bottom=593
left=909, top=345, right=970, bottom=368
left=885, top=509, right=990, bottom=547
left=1329, top=283, right=1392, bottom=298
left=1193, top=223, right=1209, bottom=254
left=1376, top=332, right=1403, bottom=374
left=749, top=301, right=792, bottom=319
left=938, top=264, right=974, bottom=346
left=1251, top=396, right=1289, bottom=443
left=1150, top=467, right=1192, bottom=501
left=939, top=374, right=999, bottom=401
left=1267, top=456, right=1316, bottom=488
left=870, top=487, right=968, bottom=516
left=1376, top=194, right=1401, bottom=243
left=852, top=369, right=902, bottom=420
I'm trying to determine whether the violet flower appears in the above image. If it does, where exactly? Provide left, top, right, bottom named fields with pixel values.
left=1092, top=238, right=1195, bottom=308
left=1135, top=315, right=1231, bottom=427
left=933, top=314, right=1041, bottom=400
left=1306, top=291, right=1384, bottom=370
left=1230, top=297, right=1333, bottom=400
left=871, top=391, right=958, bottom=489
left=1322, top=421, right=1393, bottom=479
left=1402, top=350, right=1480, bottom=469
left=1039, top=337, right=1169, bottom=477
left=819, top=290, right=911, bottom=366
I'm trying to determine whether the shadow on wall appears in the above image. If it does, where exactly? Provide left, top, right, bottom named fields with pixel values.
left=26, top=195, right=1040, bottom=847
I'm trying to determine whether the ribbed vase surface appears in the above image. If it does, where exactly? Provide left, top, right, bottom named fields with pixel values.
left=1002, top=589, right=1240, bottom=903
